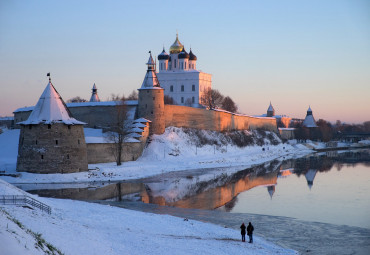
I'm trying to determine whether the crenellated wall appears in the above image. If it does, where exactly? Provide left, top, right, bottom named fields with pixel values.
left=164, top=105, right=278, bottom=132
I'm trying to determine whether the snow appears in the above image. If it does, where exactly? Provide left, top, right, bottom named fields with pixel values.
left=302, top=114, right=317, bottom=128
left=131, top=123, right=147, bottom=128
left=0, top=127, right=314, bottom=185
left=18, top=82, right=85, bottom=125
left=84, top=128, right=109, bottom=144
left=134, top=118, right=151, bottom=123
left=0, top=116, right=13, bottom=120
left=0, top=179, right=297, bottom=255
left=14, top=100, right=139, bottom=113
left=128, top=127, right=144, bottom=133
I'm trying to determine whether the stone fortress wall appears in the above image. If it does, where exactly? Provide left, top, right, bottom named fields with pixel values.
left=164, top=105, right=277, bottom=132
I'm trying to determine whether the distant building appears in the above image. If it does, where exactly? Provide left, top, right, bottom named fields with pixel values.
left=89, top=83, right=100, bottom=102
left=302, top=106, right=317, bottom=128
left=157, top=34, right=212, bottom=107
left=266, top=102, right=275, bottom=117
left=16, top=78, right=88, bottom=174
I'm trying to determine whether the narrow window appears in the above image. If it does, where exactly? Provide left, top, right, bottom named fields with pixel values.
left=181, top=85, right=184, bottom=92
left=35, top=140, right=38, bottom=145
left=67, top=154, right=70, bottom=159
left=68, top=125, right=71, bottom=130
left=41, top=155, right=44, bottom=160
left=192, top=97, right=195, bottom=103
left=78, top=139, right=80, bottom=144
left=55, top=140, right=58, bottom=145
left=48, top=124, right=51, bottom=129
left=170, top=85, right=173, bottom=92
left=192, top=85, right=195, bottom=91
left=181, top=97, right=184, bottom=103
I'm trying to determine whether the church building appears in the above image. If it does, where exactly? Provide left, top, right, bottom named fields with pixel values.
left=156, top=34, right=212, bottom=107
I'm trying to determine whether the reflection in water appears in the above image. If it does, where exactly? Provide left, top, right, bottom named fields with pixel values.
left=26, top=149, right=370, bottom=228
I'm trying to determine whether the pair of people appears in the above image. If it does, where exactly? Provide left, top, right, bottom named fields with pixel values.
left=240, top=222, right=254, bottom=243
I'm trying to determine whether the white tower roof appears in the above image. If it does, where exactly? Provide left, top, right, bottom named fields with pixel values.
left=139, top=52, right=162, bottom=90
left=19, top=80, right=85, bottom=125
left=305, top=169, right=317, bottom=190
left=303, top=106, right=317, bottom=127
left=90, top=83, right=100, bottom=102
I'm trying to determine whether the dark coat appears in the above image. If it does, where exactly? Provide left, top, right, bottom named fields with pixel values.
left=247, top=223, right=254, bottom=235
left=240, top=224, right=246, bottom=235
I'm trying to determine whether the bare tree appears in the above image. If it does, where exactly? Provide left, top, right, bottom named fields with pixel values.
left=201, top=88, right=224, bottom=109
left=221, top=96, right=238, bottom=113
left=66, top=96, right=87, bottom=103
left=106, top=96, right=129, bottom=166
left=108, top=93, right=125, bottom=101
left=126, top=90, right=138, bottom=100
left=185, top=98, right=192, bottom=107
left=164, top=95, right=176, bottom=105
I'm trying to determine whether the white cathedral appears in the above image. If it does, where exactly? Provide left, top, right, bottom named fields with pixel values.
left=156, top=34, right=212, bottom=107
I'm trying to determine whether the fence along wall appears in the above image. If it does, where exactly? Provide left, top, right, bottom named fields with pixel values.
left=164, top=105, right=277, bottom=132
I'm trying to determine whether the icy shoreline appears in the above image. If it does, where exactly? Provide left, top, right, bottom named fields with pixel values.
left=0, top=127, right=315, bottom=254
left=0, top=127, right=314, bottom=185
left=0, top=179, right=298, bottom=255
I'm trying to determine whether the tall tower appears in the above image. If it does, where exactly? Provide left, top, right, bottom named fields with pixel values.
left=137, top=52, right=165, bottom=135
left=267, top=102, right=275, bottom=117
left=90, top=83, right=100, bottom=102
left=16, top=76, right=88, bottom=173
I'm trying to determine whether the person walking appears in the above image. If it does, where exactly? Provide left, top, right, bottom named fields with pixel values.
left=240, top=222, right=246, bottom=242
left=247, top=222, right=254, bottom=243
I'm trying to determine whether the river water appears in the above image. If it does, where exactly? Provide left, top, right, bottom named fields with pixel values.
left=22, top=149, right=370, bottom=254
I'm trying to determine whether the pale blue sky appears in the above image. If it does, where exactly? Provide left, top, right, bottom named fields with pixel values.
left=1, top=0, right=369, bottom=123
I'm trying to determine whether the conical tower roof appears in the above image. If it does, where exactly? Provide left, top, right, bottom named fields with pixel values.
left=139, top=52, right=162, bottom=90
left=90, top=83, right=100, bottom=102
left=303, top=106, right=317, bottom=127
left=19, top=80, right=85, bottom=125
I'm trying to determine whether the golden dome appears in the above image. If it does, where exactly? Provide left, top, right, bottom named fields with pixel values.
left=169, top=34, right=183, bottom=54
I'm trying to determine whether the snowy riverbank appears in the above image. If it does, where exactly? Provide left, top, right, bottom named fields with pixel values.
left=0, top=179, right=297, bottom=255
left=0, top=127, right=314, bottom=184
left=0, top=127, right=314, bottom=254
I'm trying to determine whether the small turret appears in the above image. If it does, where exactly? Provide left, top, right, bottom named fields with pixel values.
left=90, top=83, right=100, bottom=102
left=303, top=106, right=317, bottom=127
left=137, top=52, right=165, bottom=135
left=267, top=102, right=275, bottom=117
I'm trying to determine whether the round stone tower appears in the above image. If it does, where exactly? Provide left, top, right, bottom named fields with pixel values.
left=137, top=52, right=165, bottom=135
left=16, top=77, right=88, bottom=173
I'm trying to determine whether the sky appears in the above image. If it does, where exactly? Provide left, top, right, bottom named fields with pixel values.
left=0, top=0, right=369, bottom=123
